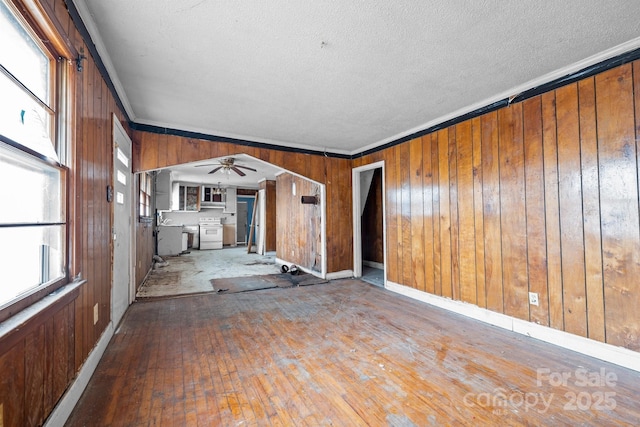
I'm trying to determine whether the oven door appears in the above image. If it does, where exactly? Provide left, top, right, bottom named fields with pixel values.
left=200, top=225, right=222, bottom=249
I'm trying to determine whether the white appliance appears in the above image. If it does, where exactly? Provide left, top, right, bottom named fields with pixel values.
left=199, top=217, right=222, bottom=250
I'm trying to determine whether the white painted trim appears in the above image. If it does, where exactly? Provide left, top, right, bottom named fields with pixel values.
left=71, top=1, right=135, bottom=120
left=44, top=321, right=115, bottom=427
left=0, top=280, right=84, bottom=340
left=326, top=270, right=354, bottom=280
left=275, top=257, right=323, bottom=279
left=354, top=38, right=640, bottom=156
left=363, top=260, right=384, bottom=270
left=320, top=183, right=327, bottom=278
left=352, top=161, right=386, bottom=285
left=386, top=281, right=640, bottom=372
left=112, top=115, right=135, bottom=328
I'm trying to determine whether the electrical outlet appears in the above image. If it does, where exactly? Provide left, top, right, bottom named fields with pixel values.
left=529, top=292, right=539, bottom=306
left=93, top=303, right=99, bottom=325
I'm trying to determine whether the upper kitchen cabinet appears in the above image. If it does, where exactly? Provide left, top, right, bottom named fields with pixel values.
left=178, top=185, right=200, bottom=211
left=225, top=187, right=237, bottom=214
left=156, top=170, right=172, bottom=210
left=201, top=186, right=237, bottom=213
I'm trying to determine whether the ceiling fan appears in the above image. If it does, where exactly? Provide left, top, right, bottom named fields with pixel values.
left=195, top=157, right=257, bottom=176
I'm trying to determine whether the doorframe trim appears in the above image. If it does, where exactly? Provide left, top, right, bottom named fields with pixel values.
left=111, top=114, right=135, bottom=326
left=352, top=161, right=386, bottom=283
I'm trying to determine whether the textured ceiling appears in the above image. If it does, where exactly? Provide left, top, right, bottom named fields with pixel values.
left=75, top=0, right=640, bottom=155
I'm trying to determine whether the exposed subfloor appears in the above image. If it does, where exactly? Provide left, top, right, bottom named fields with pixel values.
left=67, top=279, right=640, bottom=426
left=136, top=247, right=280, bottom=298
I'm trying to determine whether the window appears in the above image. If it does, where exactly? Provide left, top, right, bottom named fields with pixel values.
left=139, top=172, right=152, bottom=221
left=0, top=0, right=70, bottom=320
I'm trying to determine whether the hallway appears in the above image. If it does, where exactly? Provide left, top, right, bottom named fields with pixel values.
left=67, top=279, right=640, bottom=425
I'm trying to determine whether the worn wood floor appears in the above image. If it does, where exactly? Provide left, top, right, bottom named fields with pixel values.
left=67, top=279, right=640, bottom=426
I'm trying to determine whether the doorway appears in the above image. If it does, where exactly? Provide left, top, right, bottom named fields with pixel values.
left=112, top=116, right=134, bottom=327
left=237, top=201, right=248, bottom=245
left=352, top=161, right=386, bottom=287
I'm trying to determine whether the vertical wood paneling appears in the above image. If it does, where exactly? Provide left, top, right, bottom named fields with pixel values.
left=260, top=180, right=277, bottom=252
left=338, top=159, right=353, bottom=272
left=556, top=83, right=588, bottom=337
left=431, top=134, right=441, bottom=296
left=448, top=127, right=461, bottom=300
left=422, top=135, right=435, bottom=294
left=523, top=97, right=549, bottom=326
left=385, top=147, right=399, bottom=284
left=24, top=325, right=45, bottom=426
left=0, top=343, right=24, bottom=427
left=481, top=112, right=503, bottom=312
left=541, top=92, right=564, bottom=330
left=394, top=145, right=404, bottom=285
left=471, top=117, right=486, bottom=308
left=498, top=104, right=528, bottom=320
left=400, top=143, right=412, bottom=287
left=276, top=173, right=322, bottom=272
left=596, top=64, right=640, bottom=350
left=456, top=121, right=476, bottom=304
left=409, top=138, right=425, bottom=291
left=438, top=129, right=452, bottom=298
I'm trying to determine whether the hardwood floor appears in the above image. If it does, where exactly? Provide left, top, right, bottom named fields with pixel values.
left=66, top=280, right=640, bottom=426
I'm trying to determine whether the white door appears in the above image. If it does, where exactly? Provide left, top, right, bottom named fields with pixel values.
left=112, top=117, right=132, bottom=327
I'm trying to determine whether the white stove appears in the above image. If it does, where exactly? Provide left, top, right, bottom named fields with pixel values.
left=199, top=217, right=222, bottom=250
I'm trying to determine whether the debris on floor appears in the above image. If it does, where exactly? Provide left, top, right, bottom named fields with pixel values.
left=153, top=254, right=169, bottom=268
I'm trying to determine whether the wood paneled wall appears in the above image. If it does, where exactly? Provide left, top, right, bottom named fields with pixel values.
left=0, top=291, right=77, bottom=426
left=134, top=133, right=353, bottom=273
left=361, top=168, right=384, bottom=264
left=276, top=173, right=322, bottom=272
left=259, top=180, right=277, bottom=252
left=0, top=1, right=134, bottom=425
left=355, top=61, right=640, bottom=351
left=135, top=215, right=154, bottom=290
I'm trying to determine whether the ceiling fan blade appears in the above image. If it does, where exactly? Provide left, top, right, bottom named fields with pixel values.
left=231, top=166, right=246, bottom=177
left=208, top=166, right=223, bottom=174
left=195, top=164, right=217, bottom=167
left=234, top=165, right=257, bottom=172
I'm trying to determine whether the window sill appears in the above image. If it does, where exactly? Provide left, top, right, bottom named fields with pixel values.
left=0, top=279, right=84, bottom=350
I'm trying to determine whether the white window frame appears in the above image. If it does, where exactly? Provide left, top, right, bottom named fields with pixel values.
left=0, top=0, right=73, bottom=322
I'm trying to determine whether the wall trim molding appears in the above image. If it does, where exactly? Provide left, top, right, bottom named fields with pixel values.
left=326, top=270, right=354, bottom=280
left=275, top=257, right=323, bottom=279
left=363, top=260, right=384, bottom=270
left=67, top=0, right=640, bottom=160
left=44, top=321, right=115, bottom=427
left=386, top=281, right=640, bottom=373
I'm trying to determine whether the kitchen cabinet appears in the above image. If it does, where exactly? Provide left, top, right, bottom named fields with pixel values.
left=225, top=188, right=237, bottom=213
left=157, top=225, right=184, bottom=256
left=179, top=185, right=200, bottom=211
left=170, top=183, right=200, bottom=211
left=155, top=170, right=172, bottom=210
left=223, top=224, right=236, bottom=246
